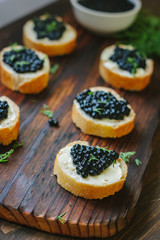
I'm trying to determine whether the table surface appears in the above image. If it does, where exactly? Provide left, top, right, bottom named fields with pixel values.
left=0, top=0, right=160, bottom=239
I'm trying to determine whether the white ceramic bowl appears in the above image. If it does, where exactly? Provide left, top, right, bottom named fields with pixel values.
left=70, top=0, right=142, bottom=35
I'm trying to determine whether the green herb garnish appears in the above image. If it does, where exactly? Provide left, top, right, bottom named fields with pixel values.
left=31, top=99, right=37, bottom=103
left=50, top=64, right=59, bottom=74
left=9, top=55, right=16, bottom=62
left=135, top=159, right=142, bottom=166
left=98, top=100, right=109, bottom=104
left=56, top=212, right=66, bottom=224
left=88, top=91, right=94, bottom=95
left=40, top=104, right=54, bottom=118
left=114, top=11, right=160, bottom=58
left=113, top=159, right=116, bottom=167
left=120, top=151, right=141, bottom=166
left=131, top=62, right=138, bottom=74
left=43, top=55, right=48, bottom=60
left=13, top=141, right=24, bottom=149
left=96, top=146, right=111, bottom=152
left=0, top=141, right=24, bottom=163
left=9, top=43, right=26, bottom=52
left=127, top=57, right=135, bottom=63
left=44, top=12, right=51, bottom=18
left=46, top=21, right=57, bottom=32
left=43, top=104, right=49, bottom=109
left=120, top=151, right=136, bottom=163
left=88, top=154, right=99, bottom=162
left=93, top=108, right=104, bottom=114
left=126, top=57, right=138, bottom=74
left=15, top=61, right=28, bottom=66
left=10, top=42, right=18, bottom=48
left=0, top=149, right=14, bottom=163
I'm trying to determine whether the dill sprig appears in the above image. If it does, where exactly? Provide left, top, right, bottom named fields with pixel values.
left=120, top=151, right=142, bottom=166
left=15, top=61, right=28, bottom=66
left=13, top=141, right=24, bottom=149
left=98, top=100, right=109, bottom=104
left=40, top=104, right=54, bottom=118
left=88, top=154, right=99, bottom=162
left=56, top=212, right=66, bottom=224
left=114, top=11, right=160, bottom=58
left=50, top=64, right=59, bottom=74
left=120, top=151, right=136, bottom=163
left=0, top=140, right=24, bottom=163
left=0, top=149, right=14, bottom=163
left=10, top=42, right=18, bottom=48
left=96, top=146, right=111, bottom=152
left=135, top=159, right=142, bottom=166
left=93, top=108, right=104, bottom=115
left=88, top=91, right=94, bottom=95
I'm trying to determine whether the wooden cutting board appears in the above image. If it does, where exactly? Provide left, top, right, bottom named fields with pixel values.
left=0, top=0, right=159, bottom=238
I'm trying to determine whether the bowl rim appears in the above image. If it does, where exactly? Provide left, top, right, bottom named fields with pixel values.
left=70, top=0, right=142, bottom=17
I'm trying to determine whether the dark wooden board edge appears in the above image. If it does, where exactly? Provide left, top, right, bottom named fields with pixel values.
left=0, top=0, right=160, bottom=238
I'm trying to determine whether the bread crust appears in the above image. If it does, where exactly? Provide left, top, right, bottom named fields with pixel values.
left=23, top=20, right=77, bottom=56
left=72, top=87, right=135, bottom=138
left=99, top=45, right=154, bottom=91
left=0, top=46, right=50, bottom=94
left=0, top=96, right=20, bottom=145
left=54, top=141, right=128, bottom=199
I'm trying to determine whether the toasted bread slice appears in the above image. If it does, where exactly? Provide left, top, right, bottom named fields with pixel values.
left=0, top=46, right=50, bottom=94
left=54, top=141, right=128, bottom=199
left=23, top=16, right=77, bottom=56
left=99, top=44, right=154, bottom=91
left=0, top=96, right=20, bottom=145
left=72, top=86, right=135, bottom=138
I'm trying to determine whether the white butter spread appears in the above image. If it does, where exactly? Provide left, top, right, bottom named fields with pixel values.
left=58, top=145, right=123, bottom=186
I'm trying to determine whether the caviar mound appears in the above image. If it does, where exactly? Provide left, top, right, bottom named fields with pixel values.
left=54, top=141, right=128, bottom=199
left=0, top=100, right=9, bottom=121
left=33, top=15, right=66, bottom=40
left=3, top=47, right=44, bottom=73
left=23, top=15, right=77, bottom=56
left=75, top=88, right=131, bottom=120
left=0, top=96, right=20, bottom=145
left=0, top=45, right=50, bottom=94
left=109, top=45, right=146, bottom=74
left=99, top=44, right=154, bottom=91
left=71, top=143, right=119, bottom=178
left=72, top=86, right=135, bottom=138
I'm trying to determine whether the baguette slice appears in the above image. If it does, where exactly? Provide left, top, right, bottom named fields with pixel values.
left=0, top=96, right=20, bottom=145
left=23, top=16, right=77, bottom=56
left=0, top=46, right=50, bottom=94
left=54, top=141, right=128, bottom=199
left=99, top=44, right=154, bottom=91
left=72, top=86, right=135, bottom=138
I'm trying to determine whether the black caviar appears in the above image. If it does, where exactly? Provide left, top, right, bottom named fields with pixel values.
left=71, top=144, right=119, bottom=178
left=48, top=119, right=59, bottom=127
left=3, top=48, right=44, bottom=73
left=0, top=100, right=9, bottom=121
left=75, top=89, right=130, bottom=120
left=33, top=15, right=66, bottom=40
left=78, top=0, right=135, bottom=13
left=110, top=46, right=146, bottom=74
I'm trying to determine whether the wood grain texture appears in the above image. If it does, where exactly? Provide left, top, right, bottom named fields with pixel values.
left=0, top=0, right=160, bottom=239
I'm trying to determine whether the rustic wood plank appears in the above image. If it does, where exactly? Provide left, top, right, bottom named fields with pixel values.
left=0, top=0, right=160, bottom=239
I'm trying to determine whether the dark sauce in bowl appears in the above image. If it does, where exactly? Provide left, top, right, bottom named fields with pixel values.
left=78, top=0, right=135, bottom=13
